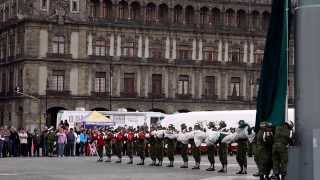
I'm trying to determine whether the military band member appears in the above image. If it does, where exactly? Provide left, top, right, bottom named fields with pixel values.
left=94, top=129, right=105, bottom=162
left=114, top=128, right=124, bottom=163
left=155, top=126, right=165, bottom=166
left=125, top=127, right=135, bottom=164
left=165, top=124, right=178, bottom=167
left=104, top=128, right=113, bottom=162
left=136, top=127, right=146, bottom=165
left=192, top=123, right=206, bottom=170
left=148, top=126, right=157, bottom=166
left=217, top=121, right=228, bottom=173
left=177, top=123, right=189, bottom=168
left=206, top=122, right=217, bottom=171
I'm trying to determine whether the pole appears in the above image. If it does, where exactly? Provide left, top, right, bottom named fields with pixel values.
left=289, top=0, right=320, bottom=179
left=109, top=62, right=112, bottom=111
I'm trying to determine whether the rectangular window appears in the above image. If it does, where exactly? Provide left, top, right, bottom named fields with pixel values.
left=150, top=47, right=163, bottom=59
left=177, top=46, right=192, bottom=60
left=50, top=70, right=65, bottom=91
left=122, top=42, right=135, bottom=57
left=178, top=75, right=189, bottom=95
left=203, top=47, right=217, bottom=61
left=70, top=0, right=80, bottom=12
left=8, top=33, right=15, bottom=57
left=254, top=50, right=264, bottom=64
left=205, top=76, right=216, bottom=97
left=124, top=73, right=135, bottom=94
left=231, top=77, right=241, bottom=97
left=0, top=9, right=3, bottom=22
left=52, top=36, right=65, bottom=54
left=152, top=74, right=162, bottom=96
left=41, top=0, right=49, bottom=11
left=1, top=73, right=6, bottom=93
left=95, top=72, right=106, bottom=93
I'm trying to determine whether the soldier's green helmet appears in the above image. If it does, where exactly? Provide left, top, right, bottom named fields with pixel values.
left=238, top=120, right=245, bottom=125
left=208, top=122, right=215, bottom=128
left=194, top=123, right=201, bottom=130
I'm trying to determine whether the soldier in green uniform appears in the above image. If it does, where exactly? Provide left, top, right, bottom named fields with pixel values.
left=217, top=121, right=228, bottom=173
left=104, top=128, right=113, bottom=162
left=165, top=124, right=178, bottom=167
left=236, top=120, right=249, bottom=174
left=256, top=121, right=274, bottom=180
left=206, top=122, right=216, bottom=171
left=114, top=128, right=124, bottom=163
left=148, top=126, right=157, bottom=166
left=155, top=126, right=164, bottom=166
left=47, top=128, right=56, bottom=157
left=272, top=122, right=292, bottom=180
left=136, top=127, right=146, bottom=165
left=192, top=123, right=205, bottom=170
left=125, top=127, right=135, bottom=164
left=178, top=123, right=189, bottom=168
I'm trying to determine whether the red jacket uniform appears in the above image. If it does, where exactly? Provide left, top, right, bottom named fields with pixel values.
left=116, top=132, right=124, bottom=142
left=93, top=134, right=105, bottom=147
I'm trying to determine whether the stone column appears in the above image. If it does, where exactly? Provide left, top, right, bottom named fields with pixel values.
left=249, top=42, right=254, bottom=63
left=172, top=38, right=177, bottom=59
left=224, top=41, right=229, bottom=62
left=99, top=0, right=104, bottom=18
left=109, top=33, right=114, bottom=56
left=138, top=35, right=142, bottom=58
left=198, top=39, right=203, bottom=60
left=87, top=33, right=93, bottom=56
left=243, top=41, right=248, bottom=63
left=116, top=34, right=121, bottom=57
left=165, top=36, right=170, bottom=59
left=218, top=40, right=223, bottom=62
left=192, top=38, right=197, bottom=60
left=144, top=36, right=149, bottom=58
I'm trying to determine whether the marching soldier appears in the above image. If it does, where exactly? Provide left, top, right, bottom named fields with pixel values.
left=148, top=126, right=157, bottom=166
left=114, top=128, right=124, bottom=163
left=206, top=122, right=217, bottom=171
left=236, top=120, right=249, bottom=174
left=165, top=124, right=178, bottom=167
left=217, top=121, right=228, bottom=173
left=94, top=129, right=105, bottom=162
left=125, top=127, right=135, bottom=164
left=136, top=127, right=146, bottom=165
left=177, top=123, right=189, bottom=168
left=104, top=128, right=113, bottom=162
left=272, top=122, right=293, bottom=180
left=256, top=121, right=273, bottom=180
left=155, top=126, right=165, bottom=166
left=192, top=123, right=206, bottom=170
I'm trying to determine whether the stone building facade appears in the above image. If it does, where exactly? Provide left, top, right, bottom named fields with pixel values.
left=0, top=0, right=295, bottom=129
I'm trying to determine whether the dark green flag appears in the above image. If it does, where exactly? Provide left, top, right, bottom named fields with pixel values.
left=255, top=0, right=290, bottom=130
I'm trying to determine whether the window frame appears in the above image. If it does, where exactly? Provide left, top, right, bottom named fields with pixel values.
left=70, top=0, right=80, bottom=13
left=40, top=0, right=49, bottom=11
left=95, top=72, right=106, bottom=93
left=52, top=35, right=66, bottom=55
left=178, top=75, right=190, bottom=95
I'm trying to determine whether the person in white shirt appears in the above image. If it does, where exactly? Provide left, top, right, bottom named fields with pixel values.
left=19, top=128, right=28, bottom=156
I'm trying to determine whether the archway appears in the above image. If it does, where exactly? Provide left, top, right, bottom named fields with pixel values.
left=91, top=107, right=109, bottom=111
left=149, top=108, right=166, bottom=114
left=46, top=107, right=67, bottom=127
left=178, top=109, right=191, bottom=113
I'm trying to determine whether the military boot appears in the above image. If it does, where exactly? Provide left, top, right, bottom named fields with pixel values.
left=242, top=165, right=247, bottom=174
left=149, top=160, right=156, bottom=166
left=206, top=164, right=215, bottom=171
left=192, top=162, right=200, bottom=170
left=236, top=165, right=243, bottom=174
left=260, top=175, right=265, bottom=180
left=180, top=162, right=188, bottom=168
left=127, top=158, right=133, bottom=164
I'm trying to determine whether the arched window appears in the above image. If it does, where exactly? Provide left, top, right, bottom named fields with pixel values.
left=211, top=8, right=221, bottom=26
left=94, top=39, right=109, bottom=56
left=52, top=35, right=65, bottom=54
left=131, top=2, right=141, bottom=21
left=103, top=0, right=113, bottom=19
left=173, top=5, right=183, bottom=24
left=237, top=10, right=247, bottom=28
left=251, top=11, right=259, bottom=30
left=262, top=12, right=270, bottom=31
left=229, top=46, right=242, bottom=63
left=159, top=4, right=169, bottom=24
left=200, top=7, right=209, bottom=25
left=150, top=40, right=164, bottom=59
left=146, top=3, right=156, bottom=24
left=226, top=9, right=235, bottom=26
left=119, top=0, right=129, bottom=20
left=90, top=0, right=99, bottom=17
left=185, top=6, right=195, bottom=25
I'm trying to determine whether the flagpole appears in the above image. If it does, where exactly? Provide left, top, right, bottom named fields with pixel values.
left=288, top=0, right=320, bottom=179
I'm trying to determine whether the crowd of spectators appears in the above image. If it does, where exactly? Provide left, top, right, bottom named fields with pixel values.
left=0, top=121, right=99, bottom=158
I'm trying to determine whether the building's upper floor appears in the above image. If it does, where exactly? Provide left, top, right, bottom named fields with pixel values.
left=0, top=0, right=271, bottom=34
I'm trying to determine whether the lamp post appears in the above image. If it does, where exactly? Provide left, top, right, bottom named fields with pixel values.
left=109, top=62, right=113, bottom=111
left=45, top=78, right=49, bottom=127
left=15, top=86, right=42, bottom=130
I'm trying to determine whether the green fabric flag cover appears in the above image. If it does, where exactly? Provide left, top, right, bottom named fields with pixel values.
left=255, top=0, right=290, bottom=130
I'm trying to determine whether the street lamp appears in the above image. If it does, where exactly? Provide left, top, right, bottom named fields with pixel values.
left=15, top=86, right=42, bottom=130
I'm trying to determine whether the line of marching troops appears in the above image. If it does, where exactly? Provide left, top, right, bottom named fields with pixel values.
left=90, top=120, right=293, bottom=180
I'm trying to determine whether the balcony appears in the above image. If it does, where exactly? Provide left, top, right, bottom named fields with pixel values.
left=201, top=60, right=221, bottom=66
left=46, top=90, right=71, bottom=96
left=47, top=53, right=72, bottom=59
left=120, top=92, right=137, bottom=98
left=175, top=93, right=193, bottom=100
left=91, top=91, right=109, bottom=97
left=174, top=59, right=196, bottom=65
left=88, top=55, right=112, bottom=61
left=202, top=94, right=218, bottom=100
left=228, top=96, right=243, bottom=101
left=148, top=93, right=165, bottom=99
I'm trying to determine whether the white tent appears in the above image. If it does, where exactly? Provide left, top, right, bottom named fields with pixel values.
left=80, top=111, right=114, bottom=126
left=161, top=109, right=295, bottom=130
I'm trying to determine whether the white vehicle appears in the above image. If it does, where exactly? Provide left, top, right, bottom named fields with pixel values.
left=161, top=109, right=295, bottom=130
left=56, top=111, right=165, bottom=129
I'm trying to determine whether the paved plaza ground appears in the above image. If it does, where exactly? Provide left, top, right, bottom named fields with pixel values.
left=0, top=156, right=259, bottom=180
